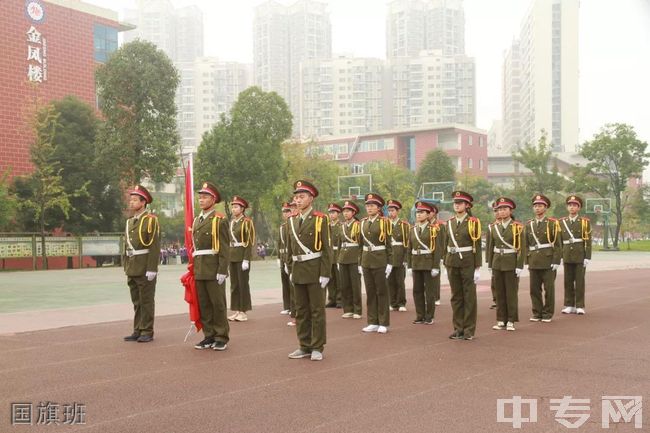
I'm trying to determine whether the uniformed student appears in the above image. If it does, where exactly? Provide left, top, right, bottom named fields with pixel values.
left=228, top=196, right=255, bottom=322
left=278, top=201, right=292, bottom=317
left=286, top=199, right=299, bottom=326
left=524, top=194, right=561, bottom=322
left=338, top=200, right=363, bottom=319
left=123, top=185, right=160, bottom=343
left=559, top=195, right=592, bottom=315
left=428, top=203, right=446, bottom=306
left=407, top=201, right=443, bottom=324
left=192, top=182, right=231, bottom=351
left=487, top=197, right=524, bottom=331
left=386, top=199, right=410, bottom=312
left=325, top=203, right=343, bottom=308
left=286, top=180, right=331, bottom=361
left=444, top=191, right=482, bottom=340
left=486, top=205, right=500, bottom=310
left=360, top=193, right=393, bottom=334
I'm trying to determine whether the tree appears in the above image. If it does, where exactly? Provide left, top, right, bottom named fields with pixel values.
left=579, top=123, right=649, bottom=248
left=415, top=150, right=456, bottom=189
left=622, top=185, right=650, bottom=240
left=47, top=96, right=123, bottom=234
left=96, top=40, right=180, bottom=185
left=512, top=131, right=566, bottom=214
left=0, top=171, right=17, bottom=231
left=196, top=86, right=293, bottom=242
left=455, top=171, right=500, bottom=225
left=366, top=161, right=416, bottom=220
left=18, top=105, right=74, bottom=269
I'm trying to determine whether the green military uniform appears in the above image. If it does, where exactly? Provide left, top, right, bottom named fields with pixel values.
left=286, top=184, right=331, bottom=354
left=360, top=193, right=393, bottom=328
left=278, top=203, right=293, bottom=315
left=444, top=191, right=482, bottom=340
left=559, top=195, right=592, bottom=310
left=486, top=198, right=524, bottom=325
left=407, top=202, right=444, bottom=323
left=123, top=185, right=160, bottom=340
left=486, top=213, right=499, bottom=308
left=338, top=201, right=363, bottom=316
left=193, top=206, right=230, bottom=344
left=326, top=210, right=342, bottom=307
left=228, top=203, right=254, bottom=314
left=387, top=210, right=410, bottom=310
left=429, top=213, right=446, bottom=303
left=523, top=194, right=562, bottom=320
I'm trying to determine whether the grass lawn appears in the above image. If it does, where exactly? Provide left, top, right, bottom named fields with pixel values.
left=595, top=239, right=650, bottom=251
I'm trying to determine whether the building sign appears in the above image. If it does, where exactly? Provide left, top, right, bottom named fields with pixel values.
left=25, top=1, right=47, bottom=83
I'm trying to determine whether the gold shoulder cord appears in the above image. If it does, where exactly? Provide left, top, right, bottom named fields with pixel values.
left=241, top=219, right=255, bottom=248
left=211, top=216, right=220, bottom=253
left=512, top=223, right=524, bottom=251
left=547, top=220, right=560, bottom=244
left=468, top=218, right=482, bottom=252
left=313, top=215, right=328, bottom=252
left=401, top=222, right=409, bottom=247
left=429, top=223, right=440, bottom=251
left=581, top=218, right=591, bottom=241
left=351, top=220, right=360, bottom=242
left=138, top=215, right=159, bottom=247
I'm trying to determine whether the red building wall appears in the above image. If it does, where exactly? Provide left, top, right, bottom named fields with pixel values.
left=0, top=0, right=120, bottom=178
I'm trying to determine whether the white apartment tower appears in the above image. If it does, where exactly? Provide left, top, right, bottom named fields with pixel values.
left=502, top=0, right=579, bottom=152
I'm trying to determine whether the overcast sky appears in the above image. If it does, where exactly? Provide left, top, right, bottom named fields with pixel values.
left=87, top=0, right=650, bottom=165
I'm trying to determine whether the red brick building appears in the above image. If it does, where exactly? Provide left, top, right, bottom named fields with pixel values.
left=0, top=0, right=128, bottom=177
left=314, top=124, right=488, bottom=178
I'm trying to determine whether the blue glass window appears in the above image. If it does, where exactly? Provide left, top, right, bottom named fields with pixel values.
left=94, top=24, right=118, bottom=62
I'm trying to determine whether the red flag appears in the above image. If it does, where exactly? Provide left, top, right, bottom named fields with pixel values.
left=180, top=157, right=202, bottom=332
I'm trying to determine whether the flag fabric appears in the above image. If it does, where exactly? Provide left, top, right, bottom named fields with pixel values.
left=180, top=157, right=202, bottom=332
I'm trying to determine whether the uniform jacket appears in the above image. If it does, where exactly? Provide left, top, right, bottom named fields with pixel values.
left=123, top=211, right=160, bottom=277
left=337, top=219, right=361, bottom=264
left=359, top=216, right=393, bottom=269
left=486, top=219, right=525, bottom=271
left=406, top=221, right=444, bottom=271
left=523, top=217, right=562, bottom=269
left=330, top=220, right=342, bottom=263
left=192, top=211, right=230, bottom=280
left=286, top=208, right=332, bottom=284
left=277, top=221, right=290, bottom=264
left=558, top=215, right=592, bottom=263
left=389, top=218, right=410, bottom=266
left=443, top=215, right=482, bottom=268
left=229, top=216, right=254, bottom=263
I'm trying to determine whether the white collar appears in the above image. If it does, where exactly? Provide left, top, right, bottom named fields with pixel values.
left=455, top=213, right=468, bottom=223
left=133, top=209, right=147, bottom=220
left=501, top=218, right=512, bottom=228
left=300, top=207, right=313, bottom=219
left=200, top=208, right=215, bottom=219
left=368, top=215, right=379, bottom=223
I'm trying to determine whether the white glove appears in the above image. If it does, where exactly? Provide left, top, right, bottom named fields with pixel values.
left=145, top=271, right=157, bottom=281
left=319, top=276, right=330, bottom=289
left=242, top=260, right=249, bottom=271
left=403, top=262, right=408, bottom=268
left=431, top=269, right=440, bottom=278
left=473, top=269, right=480, bottom=283
left=276, top=259, right=281, bottom=268
left=216, top=274, right=227, bottom=285
left=406, top=268, right=412, bottom=276
left=551, top=264, right=559, bottom=271
left=583, top=259, right=590, bottom=267
left=358, top=266, right=363, bottom=275
left=515, top=268, right=522, bottom=278
left=284, top=263, right=289, bottom=275
left=385, top=264, right=393, bottom=278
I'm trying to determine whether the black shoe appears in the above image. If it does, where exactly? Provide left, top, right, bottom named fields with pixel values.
left=336, top=303, right=343, bottom=309
left=212, top=341, right=228, bottom=351
left=137, top=335, right=153, bottom=343
left=325, top=302, right=337, bottom=308
left=123, top=332, right=140, bottom=342
left=412, top=319, right=425, bottom=324
left=490, top=303, right=497, bottom=309
left=449, top=331, right=464, bottom=340
left=424, top=319, right=434, bottom=325
left=194, top=337, right=215, bottom=350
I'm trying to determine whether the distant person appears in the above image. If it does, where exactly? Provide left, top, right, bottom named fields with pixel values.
left=228, top=196, right=255, bottom=322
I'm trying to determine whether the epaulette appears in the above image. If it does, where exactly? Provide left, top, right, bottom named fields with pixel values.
left=290, top=211, right=299, bottom=217
left=582, top=216, right=590, bottom=221
left=526, top=219, right=533, bottom=224
left=361, top=216, right=369, bottom=221
left=446, top=217, right=455, bottom=223
left=244, top=216, right=252, bottom=222
left=145, top=213, right=157, bottom=219
left=401, top=219, right=410, bottom=225
left=214, top=212, right=225, bottom=219
left=469, top=216, right=478, bottom=222
left=313, top=211, right=326, bottom=218
left=548, top=217, right=557, bottom=221
left=559, top=216, right=568, bottom=220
